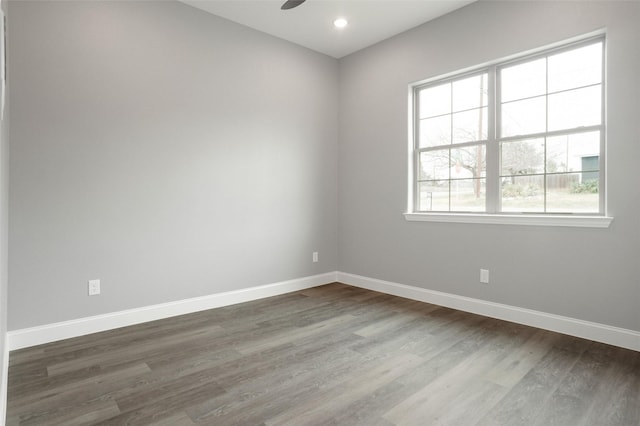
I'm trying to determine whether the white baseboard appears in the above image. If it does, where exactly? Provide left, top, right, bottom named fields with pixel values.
left=337, top=272, right=640, bottom=352
left=7, top=270, right=639, bottom=353
left=7, top=272, right=337, bottom=351
left=1, top=334, right=7, bottom=426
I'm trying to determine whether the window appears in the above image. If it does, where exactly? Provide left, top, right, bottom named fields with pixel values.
left=411, top=36, right=606, bottom=222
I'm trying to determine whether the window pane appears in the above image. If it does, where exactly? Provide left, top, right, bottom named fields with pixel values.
left=451, top=145, right=485, bottom=179
left=501, top=175, right=544, bottom=212
left=548, top=85, right=601, bottom=132
left=419, top=115, right=451, bottom=148
left=419, top=181, right=449, bottom=211
left=419, top=150, right=450, bottom=180
left=501, top=96, right=546, bottom=137
left=546, top=131, right=600, bottom=173
left=546, top=173, right=599, bottom=213
left=452, top=107, right=488, bottom=144
left=501, top=58, right=546, bottom=102
left=451, top=179, right=485, bottom=212
left=548, top=42, right=602, bottom=93
left=452, top=74, right=488, bottom=112
left=413, top=38, right=605, bottom=217
left=500, top=138, right=544, bottom=176
left=419, top=83, right=451, bottom=118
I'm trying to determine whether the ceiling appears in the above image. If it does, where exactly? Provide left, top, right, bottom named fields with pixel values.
left=179, top=0, right=475, bottom=58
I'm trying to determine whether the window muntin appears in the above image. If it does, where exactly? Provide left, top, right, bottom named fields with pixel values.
left=413, top=37, right=604, bottom=215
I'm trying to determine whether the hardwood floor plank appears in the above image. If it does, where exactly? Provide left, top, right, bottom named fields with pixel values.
left=264, top=353, right=425, bottom=425
left=234, top=314, right=356, bottom=355
left=8, top=362, right=151, bottom=413
left=186, top=344, right=364, bottom=423
left=7, top=283, right=639, bottom=425
left=96, top=380, right=225, bottom=425
left=325, top=323, right=512, bottom=426
left=476, top=343, right=586, bottom=426
left=255, top=301, right=350, bottom=329
left=10, top=308, right=225, bottom=369
left=10, top=399, right=120, bottom=426
left=383, top=333, right=514, bottom=425
left=483, top=329, right=560, bottom=388
left=144, top=344, right=239, bottom=372
left=354, top=310, right=423, bottom=338
left=114, top=369, right=225, bottom=414
left=534, top=342, right=618, bottom=426
left=45, top=325, right=224, bottom=377
left=428, top=379, right=507, bottom=426
left=578, top=346, right=640, bottom=426
left=312, top=380, right=409, bottom=426
left=142, top=411, right=195, bottom=426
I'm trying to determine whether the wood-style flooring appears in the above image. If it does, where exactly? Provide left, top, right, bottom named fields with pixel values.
left=7, top=283, right=640, bottom=425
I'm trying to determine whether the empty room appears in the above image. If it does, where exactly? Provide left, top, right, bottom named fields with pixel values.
left=0, top=0, right=639, bottom=424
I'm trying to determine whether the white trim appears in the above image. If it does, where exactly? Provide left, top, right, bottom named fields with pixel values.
left=0, top=334, right=7, bottom=426
left=404, top=212, right=613, bottom=228
left=7, top=272, right=337, bottom=351
left=7, top=270, right=638, bottom=353
left=337, top=272, right=640, bottom=352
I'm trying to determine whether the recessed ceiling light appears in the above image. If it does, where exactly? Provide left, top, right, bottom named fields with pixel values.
left=333, top=18, right=348, bottom=29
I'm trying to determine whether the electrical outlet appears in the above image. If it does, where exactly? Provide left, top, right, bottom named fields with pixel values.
left=312, top=252, right=319, bottom=263
left=480, top=269, right=489, bottom=284
left=88, top=279, right=101, bottom=296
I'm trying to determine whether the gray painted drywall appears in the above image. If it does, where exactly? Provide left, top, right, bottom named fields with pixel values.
left=8, top=1, right=338, bottom=329
left=0, top=0, right=7, bottom=413
left=338, top=0, right=640, bottom=331
left=7, top=0, right=639, bottom=337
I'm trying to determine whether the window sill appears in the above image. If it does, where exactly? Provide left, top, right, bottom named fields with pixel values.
left=404, top=212, right=613, bottom=228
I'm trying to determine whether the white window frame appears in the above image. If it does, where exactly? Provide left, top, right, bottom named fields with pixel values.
left=406, top=34, right=613, bottom=228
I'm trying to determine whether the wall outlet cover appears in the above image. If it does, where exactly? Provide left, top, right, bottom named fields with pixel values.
left=480, top=269, right=489, bottom=284
left=88, top=279, right=101, bottom=296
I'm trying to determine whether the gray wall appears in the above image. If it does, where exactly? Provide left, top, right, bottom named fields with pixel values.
left=8, top=1, right=338, bottom=330
left=0, top=0, right=8, bottom=410
left=338, top=1, right=640, bottom=331
left=8, top=0, right=640, bottom=336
